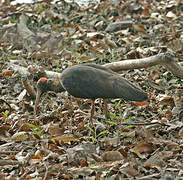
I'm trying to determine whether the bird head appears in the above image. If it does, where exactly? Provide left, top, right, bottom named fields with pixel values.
left=37, top=77, right=50, bottom=93
left=34, top=77, right=65, bottom=116
left=37, top=77, right=65, bottom=93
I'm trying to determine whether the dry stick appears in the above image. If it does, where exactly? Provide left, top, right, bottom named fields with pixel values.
left=104, top=52, right=183, bottom=79
left=0, top=151, right=21, bottom=154
left=120, top=122, right=170, bottom=126
left=34, top=87, right=41, bottom=118
left=43, top=163, right=49, bottom=180
left=22, top=78, right=36, bottom=98
left=0, top=160, right=21, bottom=166
left=0, top=99, right=12, bottom=112
left=9, top=63, right=61, bottom=78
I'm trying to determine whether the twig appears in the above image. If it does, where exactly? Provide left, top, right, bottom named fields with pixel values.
left=43, top=163, right=49, bottom=180
left=21, top=76, right=36, bottom=99
left=120, top=122, right=170, bottom=127
left=104, top=52, right=183, bottom=79
left=0, top=160, right=21, bottom=166
left=0, top=99, right=12, bottom=112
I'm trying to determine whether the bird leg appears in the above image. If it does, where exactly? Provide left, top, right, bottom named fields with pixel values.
left=103, top=99, right=110, bottom=120
left=89, top=99, right=95, bottom=125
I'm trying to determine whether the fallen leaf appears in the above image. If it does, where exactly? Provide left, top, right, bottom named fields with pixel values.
left=12, top=132, right=29, bottom=142
left=0, top=70, right=12, bottom=77
left=133, top=24, right=148, bottom=35
left=142, top=6, right=150, bottom=17
left=132, top=101, right=149, bottom=106
left=101, top=151, right=123, bottom=161
left=51, top=135, right=79, bottom=144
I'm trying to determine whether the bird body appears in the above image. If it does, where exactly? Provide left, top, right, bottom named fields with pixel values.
left=60, top=64, right=148, bottom=101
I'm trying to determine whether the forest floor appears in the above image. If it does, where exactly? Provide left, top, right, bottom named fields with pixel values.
left=0, top=0, right=183, bottom=179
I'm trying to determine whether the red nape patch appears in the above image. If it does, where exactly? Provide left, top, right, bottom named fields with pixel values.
left=39, top=77, right=48, bottom=82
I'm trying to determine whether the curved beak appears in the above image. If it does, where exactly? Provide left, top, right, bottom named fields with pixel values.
left=34, top=87, right=41, bottom=118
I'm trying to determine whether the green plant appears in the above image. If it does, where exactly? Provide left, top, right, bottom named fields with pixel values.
left=109, top=111, right=116, bottom=121
left=26, top=123, right=45, bottom=136
left=2, top=110, right=9, bottom=121
left=107, top=112, right=135, bottom=136
left=10, top=14, right=17, bottom=23
left=123, top=117, right=134, bottom=129
left=87, top=125, right=108, bottom=143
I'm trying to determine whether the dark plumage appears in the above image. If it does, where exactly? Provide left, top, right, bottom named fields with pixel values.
left=34, top=64, right=148, bottom=123
left=60, top=64, right=148, bottom=101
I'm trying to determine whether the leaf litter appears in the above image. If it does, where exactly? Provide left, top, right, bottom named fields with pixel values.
left=0, top=0, right=183, bottom=179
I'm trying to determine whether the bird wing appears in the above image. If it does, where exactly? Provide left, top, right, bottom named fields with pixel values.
left=82, top=72, right=148, bottom=102
left=110, top=76, right=148, bottom=101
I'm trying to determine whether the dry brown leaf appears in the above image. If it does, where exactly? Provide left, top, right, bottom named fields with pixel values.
left=126, top=49, right=141, bottom=59
left=94, top=41, right=108, bottom=50
left=12, top=132, right=29, bottom=142
left=51, top=135, right=79, bottom=143
left=164, top=109, right=173, bottom=120
left=118, top=148, right=128, bottom=158
left=49, top=125, right=65, bottom=136
left=168, top=39, right=183, bottom=53
left=159, top=95, right=174, bottom=105
left=63, top=174, right=73, bottom=179
left=131, top=141, right=154, bottom=159
left=0, top=70, right=12, bottom=77
left=0, top=124, right=11, bottom=135
left=79, top=55, right=89, bottom=62
left=77, top=120, right=85, bottom=131
left=90, top=153, right=102, bottom=162
left=146, top=80, right=166, bottom=91
left=144, top=154, right=165, bottom=168
left=178, top=128, right=183, bottom=138
left=49, top=144, right=65, bottom=154
left=32, top=154, right=44, bottom=160
left=89, top=46, right=103, bottom=55
left=173, top=89, right=183, bottom=108
left=133, top=24, right=148, bottom=35
left=165, top=141, right=179, bottom=150
left=104, top=37, right=117, bottom=48
left=122, top=166, right=139, bottom=177
left=142, top=7, right=150, bottom=17
left=131, top=101, right=149, bottom=106
left=8, top=154, right=16, bottom=160
left=87, top=32, right=104, bottom=40
left=80, top=159, right=88, bottom=167
left=0, top=174, right=6, bottom=180
left=148, top=69, right=162, bottom=80
left=101, top=151, right=123, bottom=162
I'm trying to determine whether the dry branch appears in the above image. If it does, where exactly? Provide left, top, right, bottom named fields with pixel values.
left=104, top=52, right=183, bottom=79
left=0, top=159, right=21, bottom=166
left=8, top=51, right=183, bottom=79
left=9, top=63, right=61, bottom=78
